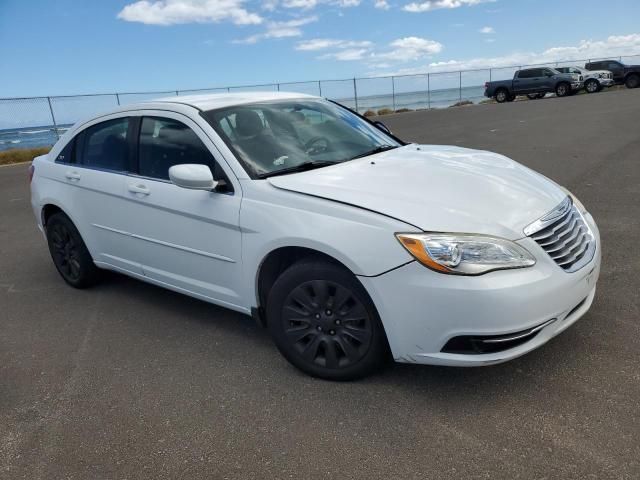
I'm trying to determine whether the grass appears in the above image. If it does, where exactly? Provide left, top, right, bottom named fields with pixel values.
left=449, top=100, right=474, bottom=107
left=0, top=147, right=51, bottom=166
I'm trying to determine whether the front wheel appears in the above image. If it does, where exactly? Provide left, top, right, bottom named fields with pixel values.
left=46, top=212, right=101, bottom=288
left=585, top=79, right=600, bottom=93
left=625, top=74, right=640, bottom=89
left=555, top=82, right=570, bottom=97
left=266, top=260, right=388, bottom=380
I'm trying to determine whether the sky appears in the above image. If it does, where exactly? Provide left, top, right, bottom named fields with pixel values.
left=1, top=0, right=640, bottom=97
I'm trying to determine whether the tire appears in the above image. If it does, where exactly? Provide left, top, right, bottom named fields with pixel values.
left=555, top=82, right=570, bottom=97
left=495, top=89, right=509, bottom=103
left=625, top=73, right=640, bottom=89
left=585, top=79, right=599, bottom=93
left=507, top=94, right=516, bottom=102
left=266, top=260, right=388, bottom=380
left=46, top=212, right=101, bottom=288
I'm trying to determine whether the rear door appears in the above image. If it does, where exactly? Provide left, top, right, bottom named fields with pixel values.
left=514, top=69, right=540, bottom=93
left=120, top=111, right=244, bottom=309
left=55, top=115, right=143, bottom=275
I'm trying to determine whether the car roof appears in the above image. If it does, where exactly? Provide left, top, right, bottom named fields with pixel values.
left=153, top=91, right=318, bottom=111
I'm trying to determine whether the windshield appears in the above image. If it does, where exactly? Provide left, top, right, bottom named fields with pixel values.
left=202, top=99, right=401, bottom=178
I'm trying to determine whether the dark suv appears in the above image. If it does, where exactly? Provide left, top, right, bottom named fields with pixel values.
left=585, top=60, right=640, bottom=89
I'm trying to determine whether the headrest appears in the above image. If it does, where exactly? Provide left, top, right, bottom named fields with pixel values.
left=235, top=110, right=264, bottom=137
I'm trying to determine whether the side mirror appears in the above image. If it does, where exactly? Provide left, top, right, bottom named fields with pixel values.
left=373, top=121, right=391, bottom=135
left=169, top=164, right=217, bottom=191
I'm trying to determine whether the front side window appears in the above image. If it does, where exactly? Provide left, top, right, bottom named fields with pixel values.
left=138, top=117, right=218, bottom=181
left=202, top=99, right=400, bottom=178
left=80, top=118, right=130, bottom=171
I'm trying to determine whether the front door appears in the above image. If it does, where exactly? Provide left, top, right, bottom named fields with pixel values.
left=120, top=112, right=244, bottom=310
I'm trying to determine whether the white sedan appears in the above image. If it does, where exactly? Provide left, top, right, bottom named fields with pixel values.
left=30, top=92, right=601, bottom=380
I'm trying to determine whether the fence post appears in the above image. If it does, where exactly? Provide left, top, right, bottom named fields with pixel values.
left=115, top=93, right=120, bottom=106
left=276, top=83, right=280, bottom=91
left=318, top=80, right=322, bottom=97
left=391, top=76, right=396, bottom=111
left=427, top=73, right=431, bottom=109
left=175, top=90, right=179, bottom=96
left=353, top=78, right=359, bottom=113
left=46, top=96, right=59, bottom=140
left=459, top=71, right=462, bottom=102
left=227, top=87, right=231, bottom=93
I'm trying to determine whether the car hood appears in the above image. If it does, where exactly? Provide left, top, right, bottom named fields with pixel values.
left=267, top=145, right=566, bottom=239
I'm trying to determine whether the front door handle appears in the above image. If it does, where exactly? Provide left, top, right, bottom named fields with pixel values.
left=65, top=170, right=81, bottom=181
left=128, top=183, right=150, bottom=196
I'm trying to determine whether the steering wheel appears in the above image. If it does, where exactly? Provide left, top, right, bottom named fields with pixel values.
left=304, top=136, right=331, bottom=155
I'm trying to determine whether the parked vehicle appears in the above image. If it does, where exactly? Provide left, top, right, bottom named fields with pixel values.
left=29, top=92, right=601, bottom=380
left=585, top=60, right=640, bottom=89
left=485, top=67, right=583, bottom=103
left=556, top=66, right=614, bottom=93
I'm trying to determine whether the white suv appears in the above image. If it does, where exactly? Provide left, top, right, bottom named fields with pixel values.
left=556, top=66, right=614, bottom=93
left=30, top=93, right=601, bottom=380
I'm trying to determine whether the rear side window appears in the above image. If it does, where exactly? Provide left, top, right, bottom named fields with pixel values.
left=518, top=69, right=539, bottom=78
left=80, top=118, right=130, bottom=171
left=138, top=117, right=218, bottom=181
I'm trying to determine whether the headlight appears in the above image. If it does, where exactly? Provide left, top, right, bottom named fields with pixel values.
left=559, top=187, right=587, bottom=214
left=395, top=233, right=536, bottom=275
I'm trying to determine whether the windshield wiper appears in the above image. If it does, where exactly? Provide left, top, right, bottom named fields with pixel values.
left=257, top=160, right=339, bottom=179
left=349, top=144, right=398, bottom=160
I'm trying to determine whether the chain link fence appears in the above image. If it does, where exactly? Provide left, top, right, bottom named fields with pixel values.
left=1, top=54, right=639, bottom=152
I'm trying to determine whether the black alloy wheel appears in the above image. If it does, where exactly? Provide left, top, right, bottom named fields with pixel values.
left=46, top=213, right=101, bottom=288
left=267, top=260, right=387, bottom=380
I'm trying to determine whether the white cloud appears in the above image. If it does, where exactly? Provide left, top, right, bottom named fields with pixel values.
left=307, top=35, right=443, bottom=64
left=370, top=33, right=640, bottom=75
left=403, top=0, right=494, bottom=13
left=484, top=38, right=496, bottom=43
left=375, top=36, right=443, bottom=62
left=118, top=0, right=262, bottom=25
left=296, top=38, right=373, bottom=50
left=320, top=48, right=370, bottom=61
left=234, top=15, right=317, bottom=43
left=479, top=26, right=494, bottom=34
left=374, top=0, right=390, bottom=8
left=280, top=0, right=360, bottom=9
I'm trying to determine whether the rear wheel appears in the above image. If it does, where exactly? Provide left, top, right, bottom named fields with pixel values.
left=585, top=79, right=599, bottom=93
left=266, top=260, right=387, bottom=380
left=625, top=73, right=639, bottom=89
left=555, top=82, right=570, bottom=97
left=46, top=212, right=101, bottom=288
left=495, top=89, right=509, bottom=103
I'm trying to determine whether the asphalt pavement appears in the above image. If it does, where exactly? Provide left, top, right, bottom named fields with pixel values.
left=1, top=87, right=639, bottom=479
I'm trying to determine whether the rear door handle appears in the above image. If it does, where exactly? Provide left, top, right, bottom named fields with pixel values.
left=65, top=170, right=81, bottom=181
left=128, top=183, right=150, bottom=196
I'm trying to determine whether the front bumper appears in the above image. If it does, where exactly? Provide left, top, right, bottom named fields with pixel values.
left=598, top=78, right=615, bottom=87
left=359, top=213, right=601, bottom=366
left=571, top=81, right=584, bottom=90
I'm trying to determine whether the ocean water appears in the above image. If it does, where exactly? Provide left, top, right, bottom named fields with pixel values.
left=0, top=85, right=486, bottom=152
left=0, top=125, right=70, bottom=152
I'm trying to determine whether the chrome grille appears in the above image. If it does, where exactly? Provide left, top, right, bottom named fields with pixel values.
left=524, top=197, right=596, bottom=273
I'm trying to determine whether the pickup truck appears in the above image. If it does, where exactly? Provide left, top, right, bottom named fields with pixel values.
left=484, top=67, right=583, bottom=103
left=556, top=66, right=614, bottom=93
left=585, top=60, right=640, bottom=89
